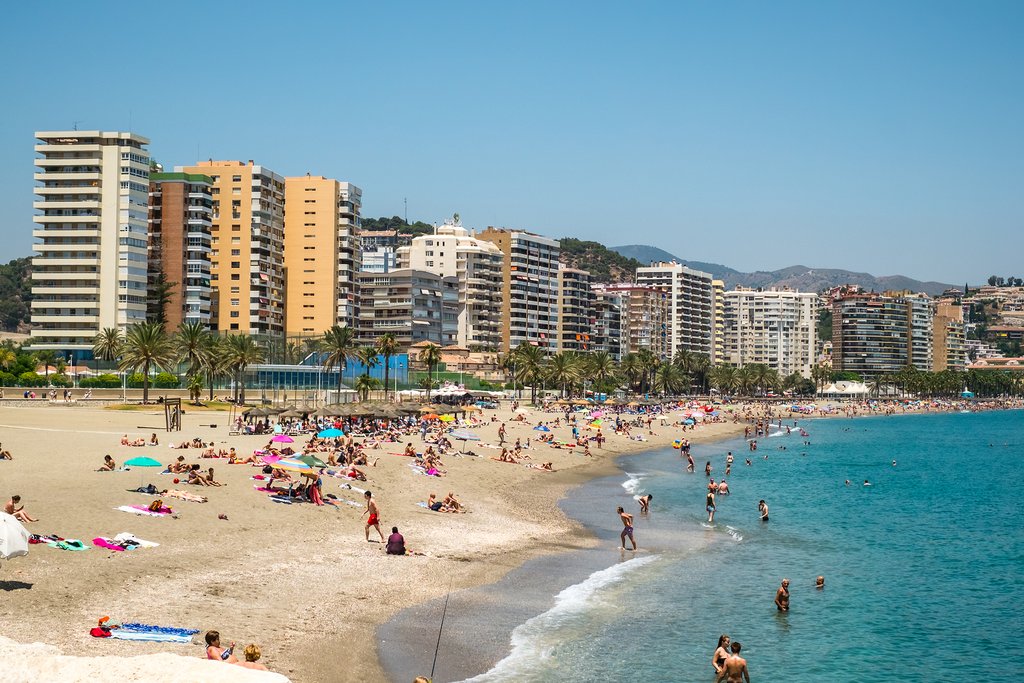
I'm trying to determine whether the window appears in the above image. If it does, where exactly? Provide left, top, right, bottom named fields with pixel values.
left=230, top=287, right=240, bottom=293
left=230, top=323, right=239, bottom=330
left=232, top=175, right=242, bottom=182
left=231, top=249, right=240, bottom=256
left=231, top=274, right=240, bottom=281
left=230, top=299, right=240, bottom=306
left=230, top=311, right=239, bottom=318
left=231, top=237, right=240, bottom=244
left=232, top=225, right=240, bottom=232
left=231, top=261, right=240, bottom=268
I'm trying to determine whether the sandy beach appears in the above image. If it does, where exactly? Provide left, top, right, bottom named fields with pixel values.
left=0, top=399, right=747, bottom=682
left=1, top=396, right=1011, bottom=681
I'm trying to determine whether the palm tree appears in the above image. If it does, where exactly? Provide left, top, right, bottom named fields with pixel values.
left=375, top=333, right=399, bottom=399
left=418, top=343, right=443, bottom=399
left=220, top=334, right=266, bottom=404
left=636, top=349, right=659, bottom=395
left=92, top=327, right=124, bottom=374
left=654, top=361, right=685, bottom=396
left=690, top=354, right=712, bottom=394
left=187, top=373, right=205, bottom=403
left=174, top=321, right=212, bottom=379
left=35, top=349, right=57, bottom=378
left=511, top=342, right=545, bottom=404
left=321, top=325, right=357, bottom=397
left=547, top=352, right=583, bottom=398
left=354, top=374, right=381, bottom=401
left=586, top=351, right=618, bottom=393
left=620, top=353, right=642, bottom=393
left=735, top=366, right=755, bottom=396
left=869, top=374, right=887, bottom=397
left=204, top=337, right=229, bottom=401
left=118, top=322, right=176, bottom=404
left=281, top=341, right=305, bottom=365
left=709, top=365, right=737, bottom=395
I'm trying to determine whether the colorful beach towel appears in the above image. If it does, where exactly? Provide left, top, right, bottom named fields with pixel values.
left=107, top=623, right=198, bottom=643
left=114, top=505, right=172, bottom=517
left=47, top=539, right=89, bottom=551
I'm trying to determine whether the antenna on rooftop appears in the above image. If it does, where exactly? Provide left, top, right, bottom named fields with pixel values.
left=72, top=121, right=82, bottom=131
left=404, top=197, right=408, bottom=225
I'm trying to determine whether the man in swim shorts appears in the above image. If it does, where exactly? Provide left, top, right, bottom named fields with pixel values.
left=617, top=506, right=636, bottom=550
left=774, top=578, right=790, bottom=611
left=363, top=490, right=384, bottom=542
left=714, top=641, right=750, bottom=683
left=758, top=499, right=769, bottom=522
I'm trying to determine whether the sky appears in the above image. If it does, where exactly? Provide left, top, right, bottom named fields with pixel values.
left=1, top=1, right=1022, bottom=284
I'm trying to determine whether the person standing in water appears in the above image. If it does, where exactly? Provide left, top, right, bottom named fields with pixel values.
left=706, top=490, right=716, bottom=523
left=715, top=641, right=750, bottom=683
left=774, top=578, right=790, bottom=611
left=617, top=506, right=636, bottom=550
left=758, top=499, right=769, bottom=522
left=638, top=494, right=652, bottom=513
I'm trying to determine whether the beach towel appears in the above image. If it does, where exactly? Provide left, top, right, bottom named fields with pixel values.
left=113, top=532, right=158, bottom=548
left=108, top=623, right=197, bottom=643
left=339, top=499, right=364, bottom=508
left=114, top=505, right=171, bottom=517
left=47, top=539, right=89, bottom=551
left=93, top=537, right=127, bottom=551
left=339, top=483, right=367, bottom=494
left=269, top=496, right=294, bottom=504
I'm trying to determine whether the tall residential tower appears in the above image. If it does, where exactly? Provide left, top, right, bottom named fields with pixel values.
left=31, top=131, right=151, bottom=354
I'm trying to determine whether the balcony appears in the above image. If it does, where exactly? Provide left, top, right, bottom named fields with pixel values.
left=32, top=228, right=100, bottom=239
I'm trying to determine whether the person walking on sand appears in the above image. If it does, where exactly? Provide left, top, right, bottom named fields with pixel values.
left=363, top=490, right=385, bottom=542
left=715, top=641, right=750, bottom=683
left=498, top=422, right=506, bottom=445
left=775, top=578, right=790, bottom=611
left=617, top=506, right=636, bottom=550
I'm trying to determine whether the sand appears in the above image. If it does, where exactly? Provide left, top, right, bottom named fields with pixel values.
left=0, top=400, right=747, bottom=681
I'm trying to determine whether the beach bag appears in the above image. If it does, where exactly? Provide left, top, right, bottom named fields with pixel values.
left=148, top=499, right=164, bottom=512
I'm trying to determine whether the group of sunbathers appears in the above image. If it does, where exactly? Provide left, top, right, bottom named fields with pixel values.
left=425, top=491, right=464, bottom=513
left=120, top=433, right=159, bottom=447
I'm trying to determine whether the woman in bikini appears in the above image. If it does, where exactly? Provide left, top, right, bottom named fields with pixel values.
left=98, top=455, right=116, bottom=471
left=712, top=634, right=731, bottom=674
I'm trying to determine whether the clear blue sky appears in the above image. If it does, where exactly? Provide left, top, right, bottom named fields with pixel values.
left=2, top=1, right=1022, bottom=284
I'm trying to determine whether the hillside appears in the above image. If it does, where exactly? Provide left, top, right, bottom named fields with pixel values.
left=610, top=244, right=954, bottom=295
left=558, top=238, right=643, bottom=283
left=0, top=257, right=32, bottom=331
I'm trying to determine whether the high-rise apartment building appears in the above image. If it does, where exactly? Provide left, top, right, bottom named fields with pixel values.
left=31, top=131, right=151, bottom=353
left=283, top=175, right=361, bottom=338
left=148, top=172, right=213, bottom=330
left=592, top=283, right=671, bottom=360
left=933, top=299, right=966, bottom=372
left=354, top=269, right=456, bottom=349
left=722, top=288, right=818, bottom=378
left=635, top=262, right=714, bottom=359
left=179, top=161, right=285, bottom=337
left=397, top=222, right=503, bottom=350
left=557, top=266, right=595, bottom=352
left=478, top=228, right=561, bottom=354
left=711, top=279, right=726, bottom=364
left=832, top=292, right=934, bottom=377
left=592, top=287, right=623, bottom=360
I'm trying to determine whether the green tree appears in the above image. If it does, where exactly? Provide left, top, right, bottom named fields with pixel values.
left=354, top=374, right=381, bottom=401
left=510, top=343, right=545, bottom=404
left=321, top=325, right=357, bottom=396
left=418, top=343, right=443, bottom=400
left=34, top=350, right=57, bottom=378
left=220, top=334, right=266, bottom=404
left=92, top=328, right=124, bottom=373
left=174, top=321, right=213, bottom=379
left=147, top=273, right=177, bottom=327
left=376, top=333, right=400, bottom=399
left=0, top=346, right=15, bottom=372
left=709, top=365, right=737, bottom=394
left=546, top=352, right=584, bottom=397
left=620, top=353, right=642, bottom=393
left=586, top=350, right=618, bottom=393
left=654, top=362, right=686, bottom=396
left=118, top=322, right=176, bottom=403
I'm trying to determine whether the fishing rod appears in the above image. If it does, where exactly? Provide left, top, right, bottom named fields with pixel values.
left=430, top=576, right=454, bottom=681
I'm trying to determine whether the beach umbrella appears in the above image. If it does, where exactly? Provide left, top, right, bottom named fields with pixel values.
left=271, top=434, right=294, bottom=443
left=0, top=512, right=30, bottom=560
left=422, top=413, right=439, bottom=420
left=590, top=410, right=605, bottom=418
left=590, top=419, right=603, bottom=427
left=438, top=414, right=455, bottom=422
left=450, top=428, right=481, bottom=453
left=272, top=458, right=314, bottom=474
left=533, top=425, right=551, bottom=432
left=295, top=454, right=329, bottom=469
left=124, top=456, right=162, bottom=487
left=318, top=428, right=343, bottom=438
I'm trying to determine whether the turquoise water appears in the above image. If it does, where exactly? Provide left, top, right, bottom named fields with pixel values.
left=463, top=410, right=1024, bottom=682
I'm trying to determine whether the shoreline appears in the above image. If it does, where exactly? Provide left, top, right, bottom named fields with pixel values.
left=0, top=399, right=1017, bottom=682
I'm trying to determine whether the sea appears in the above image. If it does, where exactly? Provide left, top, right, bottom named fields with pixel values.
left=428, top=410, right=1023, bottom=682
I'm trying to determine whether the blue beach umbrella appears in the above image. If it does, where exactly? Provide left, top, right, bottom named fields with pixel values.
left=451, top=429, right=481, bottom=453
left=533, top=425, right=551, bottom=432
left=318, top=428, right=344, bottom=438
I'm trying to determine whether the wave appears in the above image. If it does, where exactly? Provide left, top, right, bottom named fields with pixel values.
left=622, top=472, right=645, bottom=496
left=458, top=555, right=658, bottom=682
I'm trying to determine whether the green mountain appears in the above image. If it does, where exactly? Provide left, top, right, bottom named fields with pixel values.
left=558, top=238, right=643, bottom=283
left=0, top=257, right=32, bottom=331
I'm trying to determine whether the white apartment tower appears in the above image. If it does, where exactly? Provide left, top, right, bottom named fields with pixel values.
left=31, top=131, right=151, bottom=353
left=397, top=221, right=504, bottom=350
left=635, top=261, right=714, bottom=359
left=722, top=287, right=818, bottom=378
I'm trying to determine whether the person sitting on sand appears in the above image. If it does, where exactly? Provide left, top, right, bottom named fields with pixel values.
left=98, top=455, right=116, bottom=471
left=121, top=434, right=130, bottom=446
left=386, top=526, right=406, bottom=555
left=168, top=455, right=189, bottom=473
left=442, top=491, right=462, bottom=512
left=238, top=644, right=268, bottom=671
left=204, top=630, right=238, bottom=663
left=5, top=495, right=38, bottom=523
left=0, top=443, right=13, bottom=460
left=346, top=466, right=367, bottom=481
left=187, top=464, right=211, bottom=486
left=427, top=493, right=443, bottom=511
left=205, top=467, right=224, bottom=487
left=149, top=433, right=159, bottom=446
left=540, top=461, right=554, bottom=471
left=403, top=443, right=417, bottom=457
